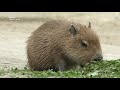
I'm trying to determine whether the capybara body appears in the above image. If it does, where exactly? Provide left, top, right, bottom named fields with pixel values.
left=27, top=20, right=103, bottom=71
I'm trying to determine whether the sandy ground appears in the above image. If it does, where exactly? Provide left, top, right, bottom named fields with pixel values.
left=0, top=12, right=120, bottom=69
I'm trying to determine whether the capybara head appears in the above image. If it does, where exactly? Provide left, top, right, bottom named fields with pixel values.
left=62, top=22, right=103, bottom=67
left=27, top=20, right=103, bottom=71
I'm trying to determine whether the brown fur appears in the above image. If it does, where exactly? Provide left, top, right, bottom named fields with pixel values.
left=26, top=20, right=103, bottom=71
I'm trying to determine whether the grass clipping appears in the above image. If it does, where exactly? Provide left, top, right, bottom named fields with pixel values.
left=0, top=59, right=120, bottom=78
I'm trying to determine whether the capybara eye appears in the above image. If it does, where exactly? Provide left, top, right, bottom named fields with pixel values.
left=81, top=40, right=88, bottom=48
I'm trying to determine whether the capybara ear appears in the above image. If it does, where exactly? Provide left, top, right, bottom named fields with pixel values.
left=88, top=22, right=91, bottom=28
left=69, top=24, right=77, bottom=36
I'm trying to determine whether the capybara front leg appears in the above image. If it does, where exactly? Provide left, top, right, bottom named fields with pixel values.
left=58, top=60, right=67, bottom=71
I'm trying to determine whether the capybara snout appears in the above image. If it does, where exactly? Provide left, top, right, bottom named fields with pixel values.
left=93, top=54, right=103, bottom=61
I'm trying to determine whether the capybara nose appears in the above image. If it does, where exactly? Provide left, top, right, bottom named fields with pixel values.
left=94, top=54, right=103, bottom=61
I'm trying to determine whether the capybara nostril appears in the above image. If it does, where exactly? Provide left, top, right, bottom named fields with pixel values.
left=94, top=54, right=103, bottom=61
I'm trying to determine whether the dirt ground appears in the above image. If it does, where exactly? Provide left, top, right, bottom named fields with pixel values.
left=0, top=12, right=120, bottom=69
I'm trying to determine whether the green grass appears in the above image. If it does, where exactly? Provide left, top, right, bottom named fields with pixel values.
left=1, top=59, right=120, bottom=78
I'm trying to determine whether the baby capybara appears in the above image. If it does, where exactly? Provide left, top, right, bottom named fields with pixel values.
left=26, top=20, right=103, bottom=71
